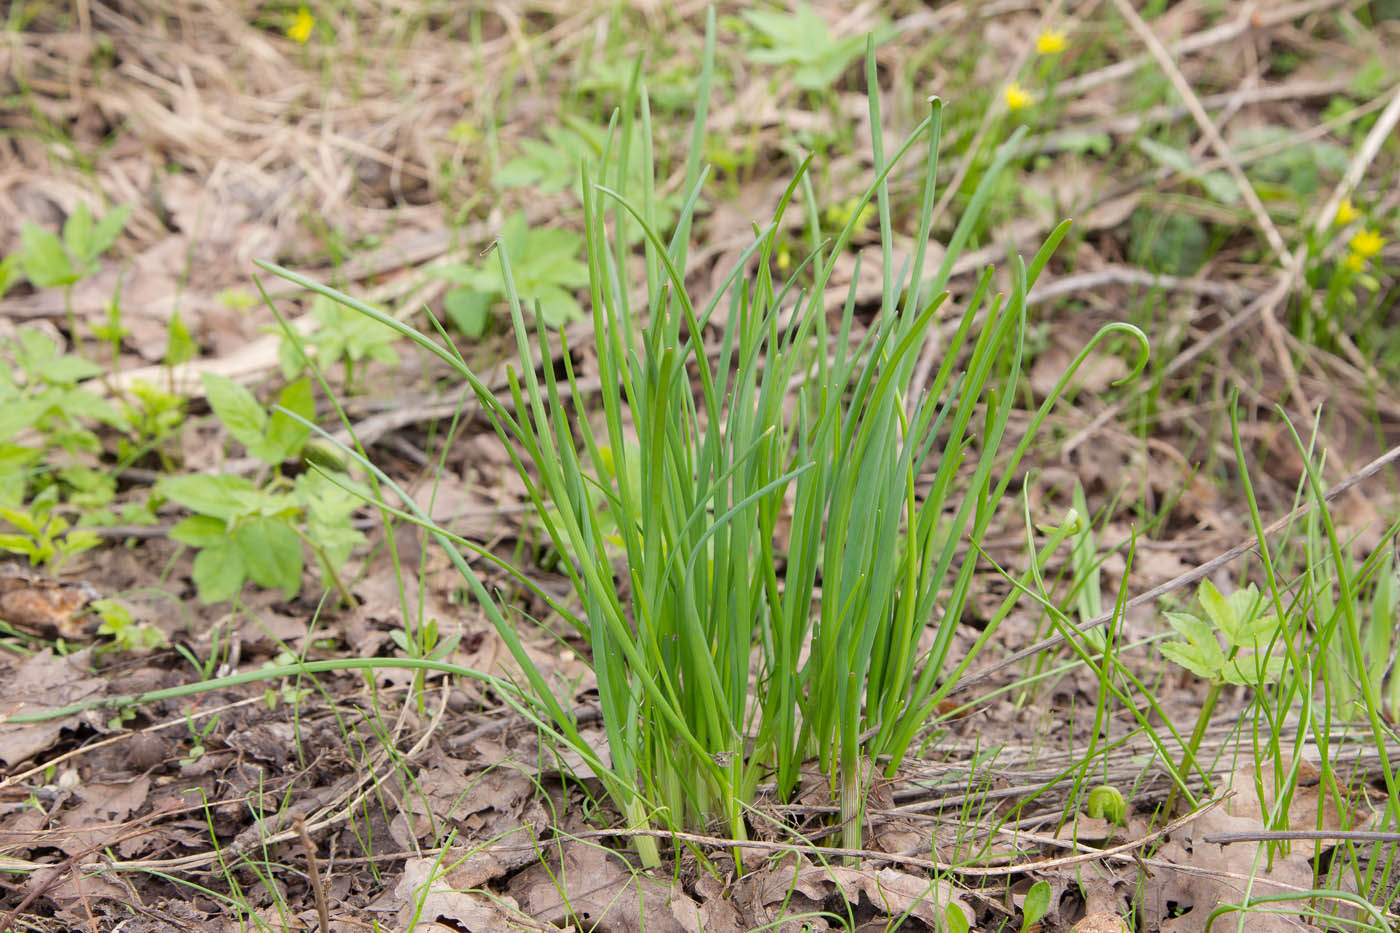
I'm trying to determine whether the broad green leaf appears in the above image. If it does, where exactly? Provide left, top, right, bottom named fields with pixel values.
left=0, top=400, right=45, bottom=443
left=0, top=254, right=20, bottom=299
left=41, top=355, right=104, bottom=386
left=1022, top=880, right=1051, bottom=931
left=258, top=377, right=314, bottom=464
left=235, top=516, right=302, bottom=599
left=157, top=473, right=258, bottom=521
left=18, top=223, right=77, bottom=288
left=0, top=533, right=43, bottom=562
left=87, top=204, right=131, bottom=260
left=165, top=312, right=196, bottom=367
left=533, top=284, right=585, bottom=327
left=62, top=203, right=95, bottom=268
left=444, top=288, right=491, bottom=337
left=0, top=504, right=41, bottom=536
left=59, top=528, right=100, bottom=558
left=232, top=486, right=299, bottom=520
left=56, top=387, right=129, bottom=431
left=497, top=124, right=594, bottom=193
left=169, top=515, right=229, bottom=548
left=432, top=263, right=490, bottom=288
left=192, top=541, right=245, bottom=603
left=202, top=372, right=267, bottom=452
left=0, top=444, right=40, bottom=505
left=1197, top=580, right=1232, bottom=633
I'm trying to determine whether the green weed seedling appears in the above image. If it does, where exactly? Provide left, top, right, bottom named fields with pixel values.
left=276, top=293, right=400, bottom=392
left=1158, top=577, right=1288, bottom=813
left=434, top=210, right=589, bottom=333
left=1160, top=580, right=1286, bottom=689
left=0, top=324, right=185, bottom=556
left=1085, top=784, right=1127, bottom=825
left=740, top=4, right=892, bottom=94
left=0, top=485, right=102, bottom=570
left=179, top=709, right=222, bottom=766
left=156, top=373, right=362, bottom=605
left=7, top=202, right=132, bottom=355
left=1, top=327, right=129, bottom=463
left=1020, top=879, right=1051, bottom=932
left=92, top=597, right=165, bottom=656
left=261, top=650, right=313, bottom=709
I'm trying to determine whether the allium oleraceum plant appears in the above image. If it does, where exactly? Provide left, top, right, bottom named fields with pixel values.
left=260, top=29, right=1147, bottom=868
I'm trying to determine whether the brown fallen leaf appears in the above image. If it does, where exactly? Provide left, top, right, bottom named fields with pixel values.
left=1072, top=910, right=1130, bottom=933
left=394, top=856, right=539, bottom=932
left=0, top=649, right=110, bottom=769
left=507, top=838, right=702, bottom=933
left=0, top=566, right=100, bottom=641
left=1150, top=766, right=1323, bottom=933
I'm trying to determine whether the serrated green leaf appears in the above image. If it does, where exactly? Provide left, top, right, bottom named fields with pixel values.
left=1234, top=612, right=1282, bottom=648
left=202, top=372, right=267, bottom=451
left=1164, top=610, right=1223, bottom=664
left=1197, top=579, right=1231, bottom=632
left=1223, top=584, right=1263, bottom=641
left=232, top=486, right=298, bottom=519
left=432, top=263, right=490, bottom=288
left=1161, top=640, right=1220, bottom=681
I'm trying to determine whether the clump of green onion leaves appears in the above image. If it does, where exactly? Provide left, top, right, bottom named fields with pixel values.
left=259, top=21, right=1147, bottom=868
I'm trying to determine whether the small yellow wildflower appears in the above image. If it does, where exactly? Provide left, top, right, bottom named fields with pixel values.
left=1004, top=82, right=1033, bottom=111
left=1332, top=197, right=1359, bottom=227
left=1036, top=29, right=1068, bottom=54
left=1349, top=228, right=1385, bottom=260
left=287, top=6, right=314, bottom=43
left=1344, top=253, right=1365, bottom=273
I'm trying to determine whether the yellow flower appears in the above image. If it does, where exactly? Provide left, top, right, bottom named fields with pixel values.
left=1344, top=252, right=1365, bottom=273
left=1036, top=29, right=1068, bottom=54
left=1349, top=228, right=1385, bottom=259
left=287, top=6, right=314, bottom=43
left=1004, top=82, right=1033, bottom=111
left=1332, top=197, right=1359, bottom=227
